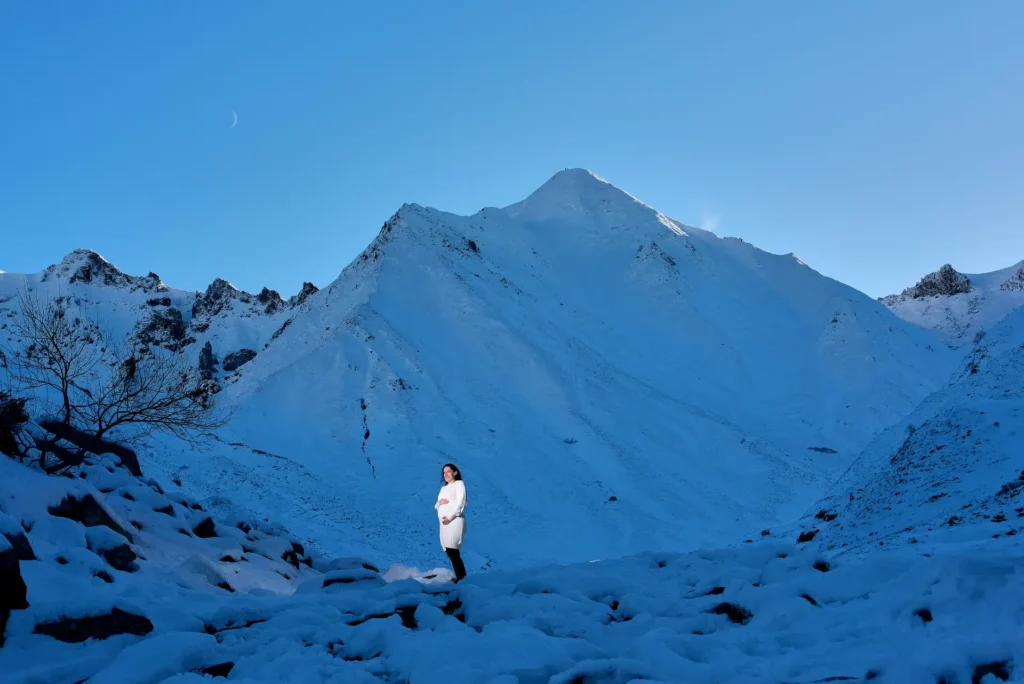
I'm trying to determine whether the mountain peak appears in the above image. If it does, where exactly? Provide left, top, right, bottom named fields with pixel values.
left=502, top=168, right=654, bottom=225
left=45, top=249, right=167, bottom=293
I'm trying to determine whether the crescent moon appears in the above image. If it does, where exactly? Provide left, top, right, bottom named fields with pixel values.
left=230, top=111, right=238, bottom=128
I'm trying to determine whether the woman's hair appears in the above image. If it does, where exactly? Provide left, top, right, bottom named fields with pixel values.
left=441, top=463, right=462, bottom=483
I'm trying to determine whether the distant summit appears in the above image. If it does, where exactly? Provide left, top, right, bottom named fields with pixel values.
left=880, top=260, right=1024, bottom=346
left=897, top=263, right=972, bottom=299
left=45, top=249, right=167, bottom=293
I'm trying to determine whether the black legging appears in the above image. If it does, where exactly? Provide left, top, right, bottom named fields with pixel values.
left=445, top=547, right=467, bottom=581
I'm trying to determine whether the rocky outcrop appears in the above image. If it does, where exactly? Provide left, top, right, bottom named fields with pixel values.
left=290, top=282, right=319, bottom=306
left=0, top=542, right=29, bottom=647
left=192, top=278, right=299, bottom=319
left=193, top=279, right=248, bottom=319
left=45, top=250, right=167, bottom=293
left=199, top=341, right=217, bottom=380
left=257, top=288, right=286, bottom=315
left=34, top=608, right=153, bottom=643
left=136, top=307, right=187, bottom=350
left=222, top=349, right=257, bottom=372
left=900, top=264, right=972, bottom=299
left=1000, top=267, right=1024, bottom=292
left=48, top=494, right=134, bottom=542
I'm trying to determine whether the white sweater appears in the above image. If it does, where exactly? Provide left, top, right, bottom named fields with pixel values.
left=434, top=480, right=467, bottom=550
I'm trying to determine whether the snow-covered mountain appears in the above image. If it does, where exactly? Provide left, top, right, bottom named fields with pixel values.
left=4, top=169, right=1023, bottom=683
left=880, top=261, right=1024, bottom=347
left=773, top=301, right=1024, bottom=555
left=2, top=169, right=958, bottom=571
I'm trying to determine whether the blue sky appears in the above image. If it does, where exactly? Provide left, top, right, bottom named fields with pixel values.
left=2, top=2, right=1022, bottom=298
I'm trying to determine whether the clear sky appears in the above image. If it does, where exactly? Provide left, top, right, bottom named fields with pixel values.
left=2, top=2, right=1022, bottom=298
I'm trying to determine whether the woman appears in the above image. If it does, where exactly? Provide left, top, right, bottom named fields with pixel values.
left=434, top=463, right=467, bottom=581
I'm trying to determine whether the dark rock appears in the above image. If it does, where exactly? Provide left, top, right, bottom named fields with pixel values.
left=34, top=607, right=153, bottom=642
left=192, top=517, right=216, bottom=538
left=222, top=349, right=257, bottom=372
left=193, top=278, right=244, bottom=319
left=291, top=282, right=319, bottom=306
left=0, top=391, right=30, bottom=458
left=95, top=570, right=114, bottom=583
left=708, top=602, right=753, bottom=625
left=3, top=531, right=36, bottom=561
left=971, top=660, right=1010, bottom=683
left=198, top=662, right=235, bottom=678
left=814, top=509, right=838, bottom=522
left=914, top=608, right=933, bottom=623
left=1000, top=267, right=1024, bottom=292
left=257, top=288, right=286, bottom=314
left=198, top=341, right=216, bottom=380
left=901, top=264, right=972, bottom=299
left=154, top=505, right=175, bottom=517
left=347, top=607, right=417, bottom=630
left=146, top=297, right=172, bottom=307
left=48, top=494, right=133, bottom=542
left=137, top=307, right=187, bottom=349
left=441, top=596, right=464, bottom=621
left=1, top=546, right=29, bottom=647
left=268, top=318, right=293, bottom=346
left=282, top=542, right=312, bottom=570
left=705, top=586, right=726, bottom=596
left=395, top=605, right=417, bottom=629
left=761, top=529, right=771, bottom=536
left=98, top=543, right=137, bottom=572
left=807, top=446, right=838, bottom=454
left=797, top=529, right=819, bottom=543
left=813, top=560, right=831, bottom=573
left=216, top=581, right=235, bottom=593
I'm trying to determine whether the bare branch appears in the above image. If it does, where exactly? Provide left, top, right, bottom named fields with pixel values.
left=2, top=286, right=230, bottom=466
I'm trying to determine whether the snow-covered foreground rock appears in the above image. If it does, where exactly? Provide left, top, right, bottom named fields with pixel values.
left=3, top=452, right=1022, bottom=683
left=881, top=262, right=1024, bottom=347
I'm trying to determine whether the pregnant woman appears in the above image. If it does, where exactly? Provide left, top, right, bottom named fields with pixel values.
left=435, top=463, right=467, bottom=582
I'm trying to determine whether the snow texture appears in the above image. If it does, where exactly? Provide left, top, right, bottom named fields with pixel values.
left=2, top=453, right=1023, bottom=683
left=2, top=168, right=1022, bottom=682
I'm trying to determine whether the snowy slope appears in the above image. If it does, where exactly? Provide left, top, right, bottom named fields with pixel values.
left=880, top=261, right=1024, bottom=347
left=130, top=169, right=958, bottom=571
left=771, top=302, right=1024, bottom=556
left=3, top=454, right=1022, bottom=684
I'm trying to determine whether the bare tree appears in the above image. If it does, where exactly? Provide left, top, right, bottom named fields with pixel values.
left=77, top=337, right=228, bottom=446
left=5, top=290, right=106, bottom=425
left=3, top=289, right=229, bottom=450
